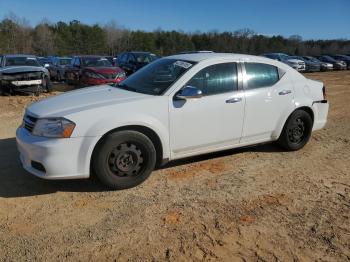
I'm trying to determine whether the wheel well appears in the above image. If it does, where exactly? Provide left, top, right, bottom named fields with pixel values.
left=91, top=125, right=164, bottom=168
left=296, top=106, right=314, bottom=122
left=277, top=106, right=315, bottom=140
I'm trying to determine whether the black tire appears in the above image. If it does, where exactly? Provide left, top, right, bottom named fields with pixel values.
left=92, top=130, right=157, bottom=189
left=277, top=110, right=313, bottom=151
left=42, top=76, right=51, bottom=93
left=57, top=71, right=62, bottom=82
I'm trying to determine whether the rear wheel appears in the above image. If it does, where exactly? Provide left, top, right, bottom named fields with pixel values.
left=93, top=130, right=156, bottom=189
left=277, top=110, right=313, bottom=151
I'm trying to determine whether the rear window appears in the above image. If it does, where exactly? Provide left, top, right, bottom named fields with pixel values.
left=245, top=63, right=279, bottom=89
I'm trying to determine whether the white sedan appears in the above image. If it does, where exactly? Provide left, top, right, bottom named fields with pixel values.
left=16, top=53, right=329, bottom=189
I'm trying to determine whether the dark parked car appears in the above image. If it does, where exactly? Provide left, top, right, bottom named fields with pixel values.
left=0, top=54, right=51, bottom=95
left=37, top=56, right=57, bottom=79
left=65, top=56, right=126, bottom=87
left=289, top=56, right=320, bottom=72
left=116, top=52, right=157, bottom=76
left=302, top=56, right=333, bottom=71
left=317, top=55, right=346, bottom=70
left=50, top=57, right=72, bottom=81
left=331, top=55, right=350, bottom=70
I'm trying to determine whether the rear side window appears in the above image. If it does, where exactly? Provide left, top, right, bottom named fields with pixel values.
left=187, top=63, right=238, bottom=96
left=245, top=63, right=279, bottom=89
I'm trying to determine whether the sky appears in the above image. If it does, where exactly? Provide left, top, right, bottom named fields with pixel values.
left=0, top=0, right=349, bottom=40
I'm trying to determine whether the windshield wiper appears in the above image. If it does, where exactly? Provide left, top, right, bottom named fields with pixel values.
left=116, top=83, right=138, bottom=93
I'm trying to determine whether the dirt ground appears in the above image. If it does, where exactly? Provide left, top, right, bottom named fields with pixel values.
left=0, top=72, right=349, bottom=261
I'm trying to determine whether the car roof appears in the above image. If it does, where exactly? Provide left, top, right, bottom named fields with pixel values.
left=166, top=53, right=272, bottom=63
left=4, top=54, right=37, bottom=58
left=128, top=51, right=153, bottom=54
left=75, top=55, right=106, bottom=58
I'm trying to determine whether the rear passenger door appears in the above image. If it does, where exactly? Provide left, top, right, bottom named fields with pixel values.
left=241, top=62, right=295, bottom=143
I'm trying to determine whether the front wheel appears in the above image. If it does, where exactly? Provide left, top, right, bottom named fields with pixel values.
left=92, top=130, right=157, bottom=189
left=277, top=110, right=313, bottom=151
left=42, top=76, right=51, bottom=93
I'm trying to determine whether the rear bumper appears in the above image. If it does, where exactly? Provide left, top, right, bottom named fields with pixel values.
left=312, top=100, right=329, bottom=131
left=16, top=127, right=98, bottom=180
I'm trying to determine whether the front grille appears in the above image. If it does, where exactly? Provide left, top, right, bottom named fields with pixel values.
left=101, top=73, right=118, bottom=80
left=24, top=114, right=38, bottom=133
left=2, top=72, right=42, bottom=81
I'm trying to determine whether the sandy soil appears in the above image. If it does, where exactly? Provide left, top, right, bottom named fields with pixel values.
left=0, top=73, right=349, bottom=261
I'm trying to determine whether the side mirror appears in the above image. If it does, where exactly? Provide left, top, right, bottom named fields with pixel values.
left=44, top=63, right=50, bottom=68
left=176, top=86, right=203, bottom=100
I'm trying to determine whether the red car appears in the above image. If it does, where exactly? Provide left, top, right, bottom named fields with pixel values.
left=65, top=56, right=126, bottom=86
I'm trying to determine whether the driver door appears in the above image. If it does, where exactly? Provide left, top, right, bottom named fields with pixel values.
left=169, top=62, right=245, bottom=158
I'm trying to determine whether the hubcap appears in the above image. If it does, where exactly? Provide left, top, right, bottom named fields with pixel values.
left=108, top=143, right=144, bottom=177
left=288, top=118, right=305, bottom=144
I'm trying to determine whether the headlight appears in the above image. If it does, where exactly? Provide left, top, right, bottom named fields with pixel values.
left=116, top=71, right=126, bottom=79
left=32, top=118, right=76, bottom=138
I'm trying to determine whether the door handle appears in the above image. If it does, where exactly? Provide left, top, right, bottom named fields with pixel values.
left=279, top=90, right=292, bottom=95
left=226, top=97, right=242, bottom=103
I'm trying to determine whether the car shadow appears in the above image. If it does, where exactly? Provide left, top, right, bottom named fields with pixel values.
left=0, top=137, right=285, bottom=198
left=0, top=137, right=107, bottom=198
left=159, top=142, right=285, bottom=170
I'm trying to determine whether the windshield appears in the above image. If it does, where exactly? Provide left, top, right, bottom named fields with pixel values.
left=323, top=56, right=337, bottom=62
left=290, top=56, right=304, bottom=61
left=307, top=57, right=320, bottom=63
left=116, top=58, right=195, bottom=95
left=279, top=54, right=290, bottom=61
left=82, top=57, right=112, bottom=67
left=59, top=58, right=72, bottom=65
left=5, top=57, right=41, bottom=67
left=135, top=53, right=157, bottom=63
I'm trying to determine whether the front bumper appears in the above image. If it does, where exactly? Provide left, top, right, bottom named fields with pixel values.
left=16, top=127, right=98, bottom=180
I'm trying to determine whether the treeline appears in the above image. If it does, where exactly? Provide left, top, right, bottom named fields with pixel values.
left=1, top=15, right=350, bottom=57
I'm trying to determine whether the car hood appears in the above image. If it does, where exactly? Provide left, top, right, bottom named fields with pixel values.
left=26, top=85, right=149, bottom=117
left=0, top=66, right=46, bottom=74
left=286, top=59, right=304, bottom=63
left=85, top=67, right=123, bottom=74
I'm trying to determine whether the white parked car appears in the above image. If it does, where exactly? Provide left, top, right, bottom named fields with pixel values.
left=16, top=53, right=329, bottom=189
left=261, top=53, right=306, bottom=72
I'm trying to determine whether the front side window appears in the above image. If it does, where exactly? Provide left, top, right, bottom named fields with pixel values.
left=119, top=53, right=127, bottom=63
left=128, top=54, right=136, bottom=63
left=186, top=63, right=238, bottom=96
left=245, top=63, right=279, bottom=89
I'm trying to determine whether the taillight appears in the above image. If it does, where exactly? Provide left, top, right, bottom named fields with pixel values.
left=322, top=86, right=326, bottom=100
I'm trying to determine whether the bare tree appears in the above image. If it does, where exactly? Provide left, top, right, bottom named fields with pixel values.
left=32, top=19, right=55, bottom=56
